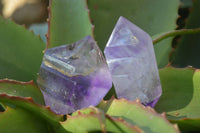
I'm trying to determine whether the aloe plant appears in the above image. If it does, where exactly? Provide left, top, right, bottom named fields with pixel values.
left=0, top=0, right=200, bottom=132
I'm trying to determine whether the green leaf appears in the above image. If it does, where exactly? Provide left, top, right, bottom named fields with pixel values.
left=0, top=94, right=63, bottom=126
left=60, top=107, right=142, bottom=133
left=48, top=0, right=93, bottom=48
left=59, top=112, right=105, bottom=132
left=0, top=106, right=48, bottom=133
left=0, top=17, right=45, bottom=81
left=100, top=98, right=179, bottom=133
left=0, top=79, right=44, bottom=105
left=0, top=94, right=64, bottom=133
left=155, top=66, right=200, bottom=132
left=155, top=66, right=200, bottom=118
left=88, top=0, right=179, bottom=68
left=105, top=115, right=142, bottom=133
left=0, top=106, right=49, bottom=133
left=171, top=0, right=200, bottom=68
left=154, top=37, right=173, bottom=68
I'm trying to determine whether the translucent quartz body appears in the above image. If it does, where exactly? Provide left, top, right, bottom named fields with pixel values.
left=37, top=36, right=112, bottom=114
left=104, top=17, right=162, bottom=107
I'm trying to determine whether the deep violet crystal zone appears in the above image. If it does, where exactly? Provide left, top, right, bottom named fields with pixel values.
left=104, top=17, right=162, bottom=107
left=37, top=36, right=112, bottom=114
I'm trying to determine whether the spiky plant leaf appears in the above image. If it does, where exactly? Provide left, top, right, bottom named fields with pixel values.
left=0, top=79, right=44, bottom=105
left=47, top=0, right=93, bottom=48
left=0, top=106, right=49, bottom=133
left=62, top=106, right=142, bottom=133
left=98, top=98, right=179, bottom=133
left=155, top=66, right=200, bottom=132
left=0, top=93, right=64, bottom=132
left=59, top=114, right=106, bottom=133
left=0, top=94, right=142, bottom=133
left=0, top=94, right=63, bottom=125
left=0, top=16, right=45, bottom=81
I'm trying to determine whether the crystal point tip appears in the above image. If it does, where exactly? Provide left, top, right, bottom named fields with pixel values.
left=104, top=17, right=162, bottom=107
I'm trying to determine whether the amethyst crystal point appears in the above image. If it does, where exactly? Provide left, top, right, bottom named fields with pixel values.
left=104, top=17, right=162, bottom=107
left=37, top=36, right=112, bottom=114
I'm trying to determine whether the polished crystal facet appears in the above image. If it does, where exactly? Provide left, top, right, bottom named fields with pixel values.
left=37, top=36, right=112, bottom=114
left=104, top=17, right=162, bottom=107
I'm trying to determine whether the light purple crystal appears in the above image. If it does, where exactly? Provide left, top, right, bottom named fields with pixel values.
left=104, top=17, right=162, bottom=107
left=37, top=36, right=112, bottom=114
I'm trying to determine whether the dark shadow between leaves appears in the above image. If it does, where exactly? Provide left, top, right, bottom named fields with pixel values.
left=0, top=103, right=5, bottom=112
left=104, top=84, right=117, bottom=100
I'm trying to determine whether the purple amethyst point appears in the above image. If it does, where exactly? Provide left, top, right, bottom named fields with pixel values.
left=104, top=16, right=162, bottom=107
left=37, top=36, right=112, bottom=114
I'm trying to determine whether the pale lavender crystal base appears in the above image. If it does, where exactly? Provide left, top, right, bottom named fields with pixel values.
left=104, top=17, right=162, bottom=107
left=37, top=36, right=112, bottom=114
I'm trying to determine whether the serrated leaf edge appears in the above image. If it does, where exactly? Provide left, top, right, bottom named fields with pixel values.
left=102, top=98, right=180, bottom=133
left=0, top=94, right=63, bottom=125
left=46, top=0, right=94, bottom=49
left=0, top=15, right=45, bottom=45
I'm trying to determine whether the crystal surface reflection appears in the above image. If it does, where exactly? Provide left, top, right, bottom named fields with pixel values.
left=104, top=17, right=162, bottom=107
left=37, top=36, right=112, bottom=114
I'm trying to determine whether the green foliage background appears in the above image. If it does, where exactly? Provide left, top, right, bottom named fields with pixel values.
left=0, top=0, right=199, bottom=132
